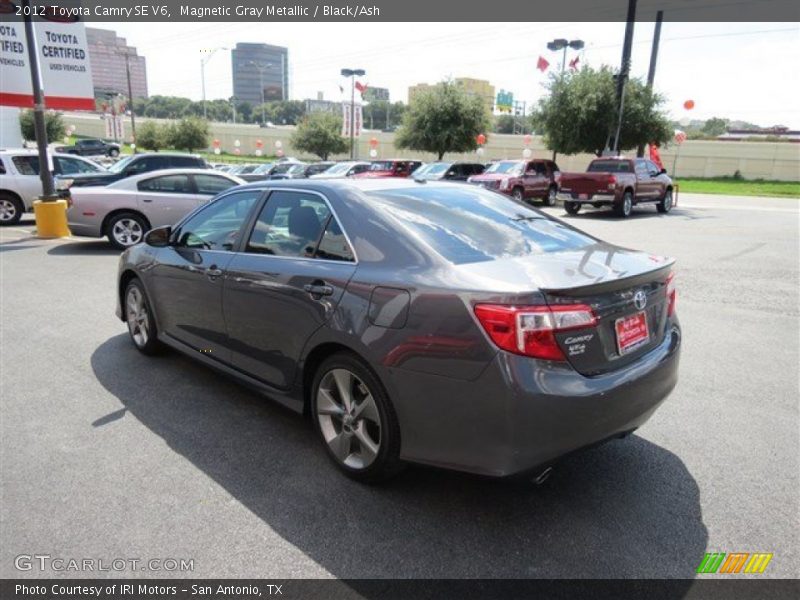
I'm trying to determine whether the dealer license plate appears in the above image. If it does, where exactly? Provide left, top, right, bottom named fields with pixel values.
left=615, top=311, right=649, bottom=355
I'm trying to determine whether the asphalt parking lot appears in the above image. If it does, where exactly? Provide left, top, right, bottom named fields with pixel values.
left=1, top=192, right=798, bottom=579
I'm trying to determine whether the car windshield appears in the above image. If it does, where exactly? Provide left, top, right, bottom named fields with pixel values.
left=324, top=162, right=352, bottom=175
left=485, top=161, right=523, bottom=175
left=588, top=160, right=632, bottom=173
left=287, top=165, right=305, bottom=174
left=370, top=161, right=395, bottom=171
left=254, top=163, right=274, bottom=174
left=368, top=186, right=594, bottom=265
left=414, top=163, right=451, bottom=178
left=108, top=155, right=134, bottom=173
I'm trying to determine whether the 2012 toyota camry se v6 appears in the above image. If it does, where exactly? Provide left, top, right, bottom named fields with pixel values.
left=115, top=179, right=681, bottom=483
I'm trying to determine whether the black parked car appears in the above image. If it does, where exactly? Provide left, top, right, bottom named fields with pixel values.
left=55, top=138, right=121, bottom=158
left=61, top=153, right=209, bottom=188
left=412, top=161, right=486, bottom=181
left=116, top=179, right=680, bottom=483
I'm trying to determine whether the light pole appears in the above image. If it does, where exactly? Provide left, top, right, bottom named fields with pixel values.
left=230, top=96, right=238, bottom=124
left=200, top=47, right=228, bottom=120
left=546, top=38, right=584, bottom=161
left=247, top=61, right=273, bottom=124
left=341, top=68, right=365, bottom=159
left=120, top=50, right=137, bottom=152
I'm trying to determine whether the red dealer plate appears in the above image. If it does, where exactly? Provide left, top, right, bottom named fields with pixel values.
left=615, top=311, right=649, bottom=355
left=579, top=193, right=589, bottom=200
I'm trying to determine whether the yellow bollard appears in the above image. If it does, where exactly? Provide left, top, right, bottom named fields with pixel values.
left=33, top=199, right=71, bottom=239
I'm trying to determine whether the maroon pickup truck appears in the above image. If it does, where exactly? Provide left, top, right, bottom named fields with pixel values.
left=557, top=157, right=674, bottom=218
left=468, top=159, right=560, bottom=206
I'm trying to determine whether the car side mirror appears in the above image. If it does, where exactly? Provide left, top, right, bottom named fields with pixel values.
left=145, top=226, right=172, bottom=247
left=659, top=168, right=667, bottom=175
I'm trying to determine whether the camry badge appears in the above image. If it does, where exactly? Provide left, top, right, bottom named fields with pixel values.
left=633, top=290, right=647, bottom=311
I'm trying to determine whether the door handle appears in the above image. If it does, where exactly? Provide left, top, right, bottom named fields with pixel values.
left=304, top=282, right=334, bottom=297
left=142, top=198, right=153, bottom=203
left=206, top=265, right=223, bottom=280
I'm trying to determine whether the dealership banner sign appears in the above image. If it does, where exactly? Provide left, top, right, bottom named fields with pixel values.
left=0, top=5, right=94, bottom=110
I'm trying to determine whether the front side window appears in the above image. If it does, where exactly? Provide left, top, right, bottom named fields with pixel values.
left=176, top=190, right=261, bottom=251
left=194, top=174, right=238, bottom=195
left=138, top=174, right=192, bottom=193
left=55, top=157, right=101, bottom=174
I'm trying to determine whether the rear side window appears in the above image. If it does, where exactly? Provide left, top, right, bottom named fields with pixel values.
left=0, top=158, right=5, bottom=175
left=138, top=174, right=192, bottom=193
left=170, top=156, right=204, bottom=168
left=12, top=156, right=40, bottom=175
left=316, top=218, right=355, bottom=262
left=194, top=174, right=237, bottom=195
left=369, top=186, right=594, bottom=265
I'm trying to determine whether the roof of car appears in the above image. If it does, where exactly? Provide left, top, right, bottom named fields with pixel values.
left=109, top=168, right=244, bottom=185
left=236, top=177, right=460, bottom=194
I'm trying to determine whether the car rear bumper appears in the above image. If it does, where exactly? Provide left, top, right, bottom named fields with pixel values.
left=66, top=220, right=103, bottom=238
left=390, top=322, right=681, bottom=477
left=557, top=192, right=617, bottom=204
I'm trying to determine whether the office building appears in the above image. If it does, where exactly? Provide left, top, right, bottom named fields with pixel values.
left=408, top=77, right=495, bottom=114
left=231, top=43, right=289, bottom=107
left=86, top=28, right=148, bottom=100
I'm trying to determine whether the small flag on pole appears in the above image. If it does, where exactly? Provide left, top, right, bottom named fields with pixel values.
left=537, top=56, right=549, bottom=72
left=355, top=81, right=368, bottom=96
left=569, top=56, right=580, bottom=70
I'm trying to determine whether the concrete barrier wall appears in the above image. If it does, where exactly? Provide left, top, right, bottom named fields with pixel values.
left=65, top=113, right=800, bottom=181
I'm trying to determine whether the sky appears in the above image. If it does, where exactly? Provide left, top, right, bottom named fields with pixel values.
left=102, top=21, right=800, bottom=128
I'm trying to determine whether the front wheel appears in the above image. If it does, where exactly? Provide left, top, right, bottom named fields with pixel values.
left=543, top=185, right=557, bottom=207
left=512, top=187, right=525, bottom=202
left=614, top=191, right=633, bottom=218
left=108, top=148, right=120, bottom=157
left=311, top=353, right=404, bottom=482
left=564, top=201, right=581, bottom=215
left=0, top=193, right=24, bottom=226
left=124, top=279, right=162, bottom=355
left=657, top=189, right=673, bottom=213
left=106, top=212, right=148, bottom=250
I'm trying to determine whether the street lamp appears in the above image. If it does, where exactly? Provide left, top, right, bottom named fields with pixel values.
left=200, top=47, right=228, bottom=120
left=341, top=68, right=365, bottom=160
left=247, top=61, right=273, bottom=124
left=546, top=39, right=584, bottom=161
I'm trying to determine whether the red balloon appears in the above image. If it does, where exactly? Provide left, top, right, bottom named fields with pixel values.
left=523, top=134, right=532, bottom=145
left=212, top=139, right=220, bottom=148
left=256, top=139, right=264, bottom=148
left=476, top=134, right=486, bottom=145
left=683, top=100, right=695, bottom=110
left=369, top=137, right=379, bottom=148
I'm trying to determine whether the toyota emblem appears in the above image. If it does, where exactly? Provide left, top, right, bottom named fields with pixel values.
left=633, top=290, right=647, bottom=311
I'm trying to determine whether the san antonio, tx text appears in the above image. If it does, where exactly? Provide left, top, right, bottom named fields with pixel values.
left=16, top=584, right=281, bottom=596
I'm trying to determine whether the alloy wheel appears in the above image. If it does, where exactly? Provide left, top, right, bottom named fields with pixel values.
left=316, top=368, right=381, bottom=470
left=126, top=286, right=150, bottom=347
left=113, top=218, right=144, bottom=247
left=546, top=187, right=557, bottom=206
left=0, top=199, right=17, bottom=222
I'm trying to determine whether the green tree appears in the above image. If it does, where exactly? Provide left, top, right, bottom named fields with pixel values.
left=166, top=117, right=209, bottom=152
left=532, top=66, right=672, bottom=156
left=290, top=112, right=348, bottom=160
left=701, top=117, right=729, bottom=137
left=19, top=110, right=66, bottom=143
left=493, top=115, right=516, bottom=134
left=395, top=81, right=490, bottom=160
left=135, top=120, right=168, bottom=151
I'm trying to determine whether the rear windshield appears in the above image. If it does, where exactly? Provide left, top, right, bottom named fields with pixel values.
left=588, top=160, right=632, bottom=173
left=368, top=186, right=595, bottom=265
left=485, top=161, right=523, bottom=175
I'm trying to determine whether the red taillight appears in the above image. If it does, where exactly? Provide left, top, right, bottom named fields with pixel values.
left=666, top=272, right=677, bottom=316
left=474, top=304, right=596, bottom=361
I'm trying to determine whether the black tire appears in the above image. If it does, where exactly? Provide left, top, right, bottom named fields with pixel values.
left=105, top=212, right=149, bottom=250
left=657, top=188, right=673, bottom=213
left=511, top=187, right=525, bottom=202
left=543, top=185, right=557, bottom=207
left=614, top=191, right=634, bottom=218
left=123, top=278, right=163, bottom=355
left=108, top=148, right=120, bottom=157
left=311, top=352, right=404, bottom=483
left=564, top=201, right=581, bottom=215
left=0, top=193, right=24, bottom=226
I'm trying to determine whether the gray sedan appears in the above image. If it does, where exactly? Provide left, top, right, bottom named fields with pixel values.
left=67, top=169, right=244, bottom=249
left=115, top=179, right=681, bottom=482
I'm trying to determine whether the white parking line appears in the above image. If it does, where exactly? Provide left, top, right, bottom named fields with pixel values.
left=678, top=203, right=799, bottom=213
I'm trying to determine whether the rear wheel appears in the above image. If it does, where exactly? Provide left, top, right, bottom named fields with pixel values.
left=0, top=193, right=24, bottom=226
left=106, top=212, right=148, bottom=250
left=657, top=188, right=673, bottom=213
left=543, top=185, right=557, bottom=207
left=124, top=279, right=162, bottom=355
left=108, top=148, right=120, bottom=157
left=311, top=352, right=403, bottom=482
left=614, top=191, right=633, bottom=218
left=564, top=201, right=581, bottom=215
left=512, top=187, right=525, bottom=202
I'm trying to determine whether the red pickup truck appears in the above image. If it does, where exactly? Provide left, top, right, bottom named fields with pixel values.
left=351, top=159, right=422, bottom=178
left=557, top=157, right=674, bottom=218
left=467, top=159, right=560, bottom=206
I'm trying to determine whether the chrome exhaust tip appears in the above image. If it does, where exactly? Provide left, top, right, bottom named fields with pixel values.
left=532, top=466, right=553, bottom=486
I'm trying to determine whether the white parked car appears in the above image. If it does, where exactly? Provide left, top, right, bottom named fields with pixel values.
left=67, top=169, right=244, bottom=249
left=308, top=161, right=371, bottom=179
left=0, top=149, right=105, bottom=225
